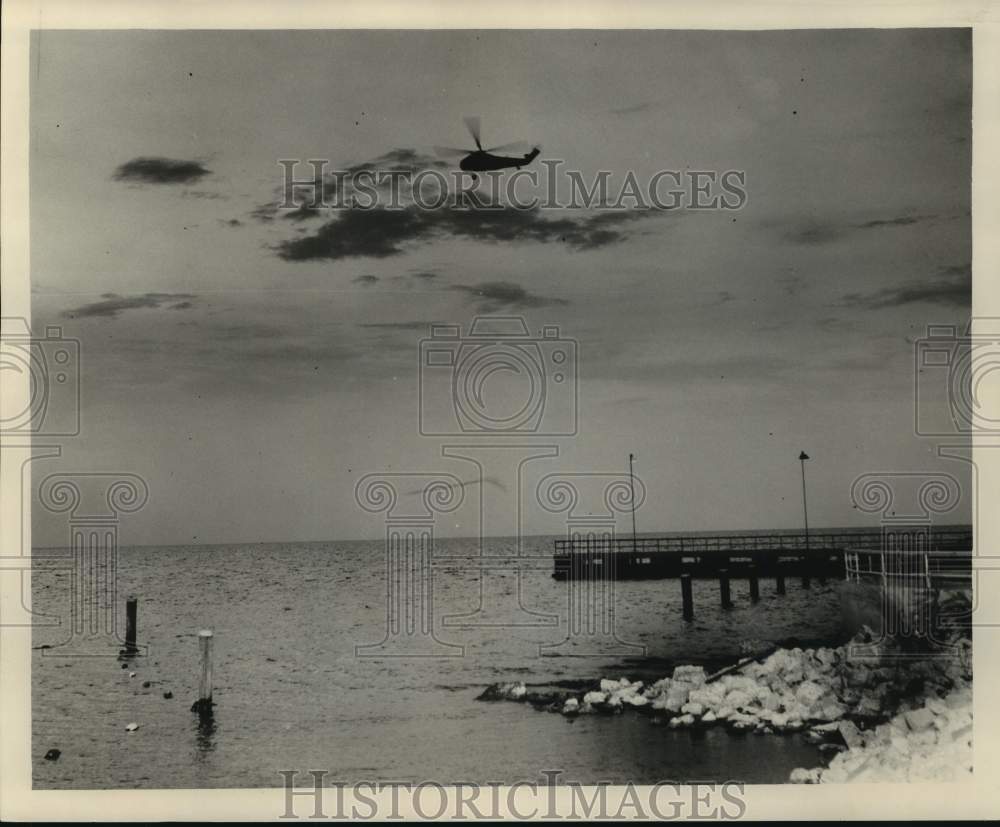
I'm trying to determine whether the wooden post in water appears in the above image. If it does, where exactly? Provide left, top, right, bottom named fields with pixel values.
left=776, top=569, right=786, bottom=595
left=748, top=566, right=760, bottom=603
left=681, top=573, right=694, bottom=621
left=719, top=568, right=733, bottom=609
left=124, top=597, right=138, bottom=655
left=193, top=630, right=214, bottom=715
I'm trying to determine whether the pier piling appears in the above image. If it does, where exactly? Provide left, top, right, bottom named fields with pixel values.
left=719, top=568, right=733, bottom=609
left=801, top=573, right=811, bottom=590
left=680, top=573, right=694, bottom=620
left=124, top=597, right=138, bottom=655
left=748, top=566, right=760, bottom=603
left=192, top=629, right=214, bottom=715
left=776, top=571, right=786, bottom=595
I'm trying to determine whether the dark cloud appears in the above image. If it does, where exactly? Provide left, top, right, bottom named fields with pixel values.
left=449, top=281, right=568, bottom=313
left=61, top=292, right=197, bottom=319
left=283, top=203, right=323, bottom=222
left=113, top=157, right=211, bottom=185
left=255, top=148, right=451, bottom=223
left=276, top=206, right=654, bottom=262
left=854, top=216, right=925, bottom=230
left=841, top=264, right=970, bottom=309
left=786, top=214, right=936, bottom=245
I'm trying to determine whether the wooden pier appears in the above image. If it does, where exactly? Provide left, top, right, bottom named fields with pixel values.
left=552, top=528, right=972, bottom=581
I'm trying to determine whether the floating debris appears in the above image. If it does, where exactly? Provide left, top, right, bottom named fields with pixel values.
left=44, top=748, right=61, bottom=761
left=163, top=691, right=173, bottom=699
left=125, top=722, right=139, bottom=732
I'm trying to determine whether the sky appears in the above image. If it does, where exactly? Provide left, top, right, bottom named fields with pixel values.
left=29, top=28, right=972, bottom=546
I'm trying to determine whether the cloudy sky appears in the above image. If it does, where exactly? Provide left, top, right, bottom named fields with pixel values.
left=30, top=28, right=971, bottom=546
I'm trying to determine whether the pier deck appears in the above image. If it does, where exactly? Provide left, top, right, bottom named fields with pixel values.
left=552, top=528, right=973, bottom=580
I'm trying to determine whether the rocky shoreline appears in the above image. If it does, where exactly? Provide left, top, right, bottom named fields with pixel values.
left=478, top=626, right=972, bottom=783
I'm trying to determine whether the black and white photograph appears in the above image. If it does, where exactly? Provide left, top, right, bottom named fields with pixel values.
left=2, top=1, right=998, bottom=821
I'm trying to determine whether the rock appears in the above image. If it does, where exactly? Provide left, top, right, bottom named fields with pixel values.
left=812, top=700, right=848, bottom=722
left=889, top=735, right=911, bottom=755
left=854, top=694, right=883, bottom=718
left=476, top=682, right=527, bottom=701
left=925, top=698, right=947, bottom=716
left=44, top=748, right=61, bottom=761
left=904, top=707, right=935, bottom=732
left=583, top=691, right=606, bottom=706
left=795, top=681, right=825, bottom=707
left=678, top=713, right=696, bottom=726
left=688, top=684, right=726, bottom=708
left=142, top=681, right=151, bottom=688
left=681, top=702, right=704, bottom=717
left=662, top=684, right=691, bottom=713
left=128, top=671, right=136, bottom=678
left=562, top=698, right=579, bottom=715
left=838, top=721, right=864, bottom=750
left=702, top=710, right=717, bottom=723
left=671, top=665, right=706, bottom=687
left=790, top=767, right=820, bottom=784
left=724, top=689, right=751, bottom=710
left=125, top=722, right=139, bottom=732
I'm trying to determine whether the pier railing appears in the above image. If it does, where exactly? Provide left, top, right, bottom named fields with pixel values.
left=553, top=527, right=972, bottom=557
left=844, top=547, right=973, bottom=589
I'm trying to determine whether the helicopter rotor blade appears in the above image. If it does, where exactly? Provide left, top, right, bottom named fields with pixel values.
left=484, top=140, right=534, bottom=154
left=463, top=116, right=483, bottom=151
left=434, top=146, right=475, bottom=158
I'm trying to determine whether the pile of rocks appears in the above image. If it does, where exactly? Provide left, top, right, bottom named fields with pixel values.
left=791, top=683, right=972, bottom=783
left=478, top=630, right=971, bottom=745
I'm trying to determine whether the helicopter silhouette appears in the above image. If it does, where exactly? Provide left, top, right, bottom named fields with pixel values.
left=435, top=116, right=540, bottom=174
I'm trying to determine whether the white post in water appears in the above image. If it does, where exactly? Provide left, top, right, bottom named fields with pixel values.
left=799, top=452, right=812, bottom=588
left=198, top=630, right=214, bottom=707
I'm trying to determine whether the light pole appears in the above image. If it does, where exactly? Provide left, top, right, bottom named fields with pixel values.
left=799, top=451, right=809, bottom=582
left=628, top=453, right=638, bottom=554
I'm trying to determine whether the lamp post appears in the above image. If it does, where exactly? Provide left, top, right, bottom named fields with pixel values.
left=628, top=453, right=638, bottom=554
left=799, top=451, right=811, bottom=588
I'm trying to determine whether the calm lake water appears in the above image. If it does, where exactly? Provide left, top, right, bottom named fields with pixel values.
left=32, top=536, right=846, bottom=788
